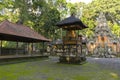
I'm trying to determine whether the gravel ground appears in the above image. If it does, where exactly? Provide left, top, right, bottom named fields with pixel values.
left=49, top=56, right=120, bottom=75
left=87, top=57, right=120, bottom=74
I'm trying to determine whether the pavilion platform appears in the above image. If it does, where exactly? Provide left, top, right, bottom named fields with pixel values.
left=0, top=20, right=50, bottom=63
left=0, top=54, right=48, bottom=64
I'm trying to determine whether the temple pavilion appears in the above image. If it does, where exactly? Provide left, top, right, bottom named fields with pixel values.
left=88, top=12, right=120, bottom=57
left=56, top=14, right=87, bottom=63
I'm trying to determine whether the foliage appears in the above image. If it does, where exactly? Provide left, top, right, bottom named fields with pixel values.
left=0, top=0, right=16, bottom=22
left=0, top=0, right=120, bottom=47
left=78, top=0, right=120, bottom=37
left=111, top=23, right=120, bottom=37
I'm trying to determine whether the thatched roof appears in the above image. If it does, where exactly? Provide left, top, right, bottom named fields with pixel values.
left=56, top=15, right=87, bottom=30
left=0, top=20, right=50, bottom=42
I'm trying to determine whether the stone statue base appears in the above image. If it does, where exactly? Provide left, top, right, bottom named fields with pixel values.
left=59, top=55, right=86, bottom=64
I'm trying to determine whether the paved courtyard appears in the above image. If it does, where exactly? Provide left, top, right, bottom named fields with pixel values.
left=0, top=56, right=120, bottom=80
left=87, top=57, right=120, bottom=73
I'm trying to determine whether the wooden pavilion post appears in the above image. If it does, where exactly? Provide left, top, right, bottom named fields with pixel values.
left=43, top=42, right=45, bottom=50
left=61, top=28, right=63, bottom=39
left=28, top=43, right=31, bottom=55
left=26, top=43, right=28, bottom=55
left=42, top=42, right=45, bottom=55
left=24, top=42, right=26, bottom=55
left=31, top=43, right=33, bottom=55
left=16, top=42, right=19, bottom=56
left=0, top=40, right=2, bottom=56
left=27, top=43, right=29, bottom=55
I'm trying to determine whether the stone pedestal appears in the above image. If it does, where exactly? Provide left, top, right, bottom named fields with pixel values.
left=59, top=55, right=86, bottom=64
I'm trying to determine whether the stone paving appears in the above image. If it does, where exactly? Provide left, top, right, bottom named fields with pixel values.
left=87, top=57, right=120, bottom=74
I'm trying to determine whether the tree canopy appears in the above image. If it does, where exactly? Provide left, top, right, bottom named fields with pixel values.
left=0, top=0, right=120, bottom=42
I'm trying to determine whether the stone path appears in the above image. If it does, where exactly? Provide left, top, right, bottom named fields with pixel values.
left=50, top=56, right=120, bottom=74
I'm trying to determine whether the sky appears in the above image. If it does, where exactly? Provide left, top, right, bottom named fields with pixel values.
left=66, top=0, right=93, bottom=4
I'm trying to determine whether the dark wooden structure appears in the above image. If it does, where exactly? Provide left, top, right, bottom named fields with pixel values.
left=0, top=20, right=50, bottom=42
left=56, top=15, right=87, bottom=64
left=0, top=20, right=50, bottom=56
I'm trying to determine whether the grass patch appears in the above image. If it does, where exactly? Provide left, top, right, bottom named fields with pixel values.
left=0, top=57, right=119, bottom=80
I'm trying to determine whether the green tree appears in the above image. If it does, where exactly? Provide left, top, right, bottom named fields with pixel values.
left=81, top=0, right=120, bottom=37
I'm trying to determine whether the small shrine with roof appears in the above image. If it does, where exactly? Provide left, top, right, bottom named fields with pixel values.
left=88, top=12, right=119, bottom=57
left=56, top=14, right=87, bottom=63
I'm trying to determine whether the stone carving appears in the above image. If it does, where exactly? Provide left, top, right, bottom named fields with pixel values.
left=88, top=12, right=119, bottom=58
